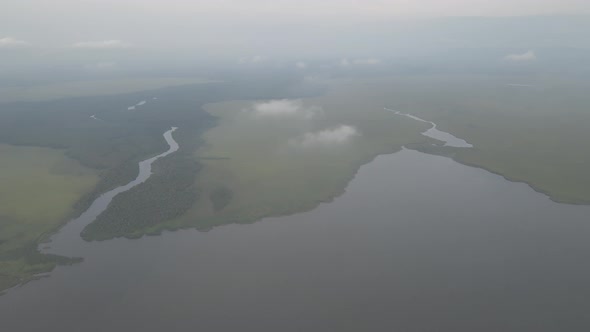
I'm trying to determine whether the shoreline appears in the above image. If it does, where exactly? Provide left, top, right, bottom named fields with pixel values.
left=4, top=129, right=588, bottom=295
left=452, top=157, right=590, bottom=206
left=406, top=144, right=590, bottom=206
left=41, top=127, right=179, bottom=256
left=0, top=127, right=180, bottom=294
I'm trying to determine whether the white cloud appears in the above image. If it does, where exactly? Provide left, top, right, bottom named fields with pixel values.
left=295, top=61, right=307, bottom=69
left=352, top=58, right=381, bottom=65
left=72, top=39, right=130, bottom=49
left=238, top=55, right=267, bottom=64
left=0, top=37, right=30, bottom=48
left=290, top=125, right=360, bottom=147
left=95, top=61, right=116, bottom=68
left=504, top=50, right=536, bottom=62
left=248, top=99, right=321, bottom=120
left=252, top=55, right=266, bottom=62
left=85, top=61, right=117, bottom=71
left=340, top=58, right=381, bottom=66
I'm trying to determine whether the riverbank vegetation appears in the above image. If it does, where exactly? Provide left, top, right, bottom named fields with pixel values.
left=159, top=74, right=590, bottom=235
left=0, top=75, right=319, bottom=289
left=76, top=79, right=431, bottom=240
left=359, top=75, right=590, bottom=204
left=81, top=153, right=201, bottom=241
left=0, top=144, right=98, bottom=292
left=3, top=72, right=590, bottom=291
left=166, top=81, right=431, bottom=231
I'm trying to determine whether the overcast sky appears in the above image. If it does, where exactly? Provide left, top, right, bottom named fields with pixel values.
left=1, top=0, right=589, bottom=77
left=2, top=0, right=589, bottom=46
left=4, top=0, right=590, bottom=22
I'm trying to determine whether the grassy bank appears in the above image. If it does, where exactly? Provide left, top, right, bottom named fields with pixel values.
left=0, top=144, right=98, bottom=292
left=367, top=75, right=590, bottom=204
left=166, top=80, right=430, bottom=230
left=0, top=80, right=222, bottom=291
left=75, top=75, right=324, bottom=241
left=170, top=74, right=590, bottom=233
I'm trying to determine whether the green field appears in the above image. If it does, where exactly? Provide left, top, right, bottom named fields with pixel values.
left=0, top=144, right=99, bottom=291
left=345, top=75, right=590, bottom=204
left=166, top=80, right=430, bottom=230
left=167, top=74, right=590, bottom=233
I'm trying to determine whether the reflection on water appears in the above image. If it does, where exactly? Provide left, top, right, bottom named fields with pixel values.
left=385, top=107, right=473, bottom=147
left=2, top=149, right=590, bottom=331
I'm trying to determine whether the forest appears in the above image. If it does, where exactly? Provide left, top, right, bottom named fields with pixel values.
left=0, top=74, right=316, bottom=291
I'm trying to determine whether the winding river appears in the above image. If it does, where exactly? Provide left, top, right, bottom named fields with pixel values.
left=384, top=107, right=473, bottom=147
left=41, top=126, right=178, bottom=257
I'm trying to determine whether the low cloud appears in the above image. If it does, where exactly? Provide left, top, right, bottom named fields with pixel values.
left=95, top=61, right=117, bottom=69
left=85, top=61, right=117, bottom=72
left=352, top=58, right=381, bottom=65
left=504, top=50, right=536, bottom=62
left=0, top=37, right=30, bottom=48
left=238, top=55, right=267, bottom=64
left=295, top=61, right=307, bottom=69
left=72, top=40, right=131, bottom=49
left=290, top=125, right=360, bottom=148
left=340, top=58, right=381, bottom=66
left=248, top=99, right=321, bottom=120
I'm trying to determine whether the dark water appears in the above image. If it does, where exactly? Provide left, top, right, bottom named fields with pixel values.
left=2, top=149, right=590, bottom=332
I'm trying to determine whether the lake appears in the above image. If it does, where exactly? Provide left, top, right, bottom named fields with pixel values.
left=1, top=149, right=590, bottom=331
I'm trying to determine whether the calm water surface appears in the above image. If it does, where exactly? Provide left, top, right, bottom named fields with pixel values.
left=2, top=149, right=590, bottom=332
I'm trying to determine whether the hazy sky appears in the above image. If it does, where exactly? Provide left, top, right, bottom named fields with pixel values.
left=4, top=0, right=590, bottom=22
left=1, top=0, right=589, bottom=78
left=2, top=0, right=589, bottom=47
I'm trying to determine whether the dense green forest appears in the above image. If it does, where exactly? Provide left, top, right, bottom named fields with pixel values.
left=0, top=75, right=320, bottom=291
left=81, top=153, right=201, bottom=240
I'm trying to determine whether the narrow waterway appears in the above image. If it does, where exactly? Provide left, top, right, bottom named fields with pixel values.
left=385, top=107, right=473, bottom=147
left=41, top=127, right=178, bottom=257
